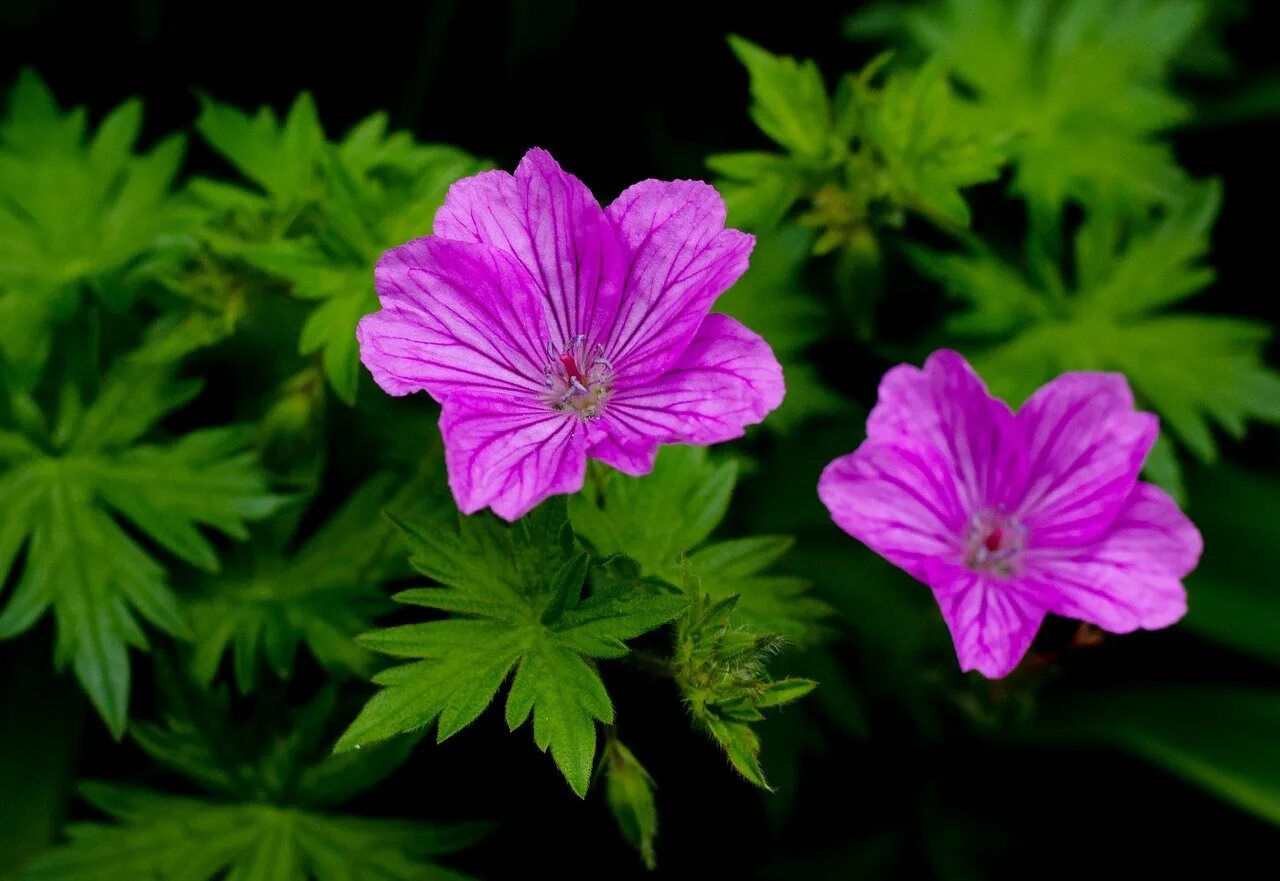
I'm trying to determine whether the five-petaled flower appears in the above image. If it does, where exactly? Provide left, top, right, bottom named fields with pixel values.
left=358, top=148, right=783, bottom=520
left=818, top=350, right=1202, bottom=678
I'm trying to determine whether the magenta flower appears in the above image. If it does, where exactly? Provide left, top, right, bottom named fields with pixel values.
left=818, top=350, right=1202, bottom=678
left=357, top=148, right=783, bottom=521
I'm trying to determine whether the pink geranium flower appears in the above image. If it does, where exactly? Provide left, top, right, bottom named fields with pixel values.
left=818, top=350, right=1202, bottom=678
left=358, top=148, right=783, bottom=521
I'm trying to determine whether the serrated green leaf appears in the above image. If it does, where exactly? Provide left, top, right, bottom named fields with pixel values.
left=338, top=500, right=681, bottom=795
left=915, top=181, right=1280, bottom=460
left=728, top=36, right=832, bottom=159
left=0, top=332, right=280, bottom=736
left=571, top=447, right=828, bottom=641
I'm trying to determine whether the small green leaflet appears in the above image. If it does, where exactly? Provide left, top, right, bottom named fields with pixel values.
left=0, top=70, right=186, bottom=387
left=186, top=473, right=418, bottom=693
left=910, top=181, right=1280, bottom=462
left=570, top=447, right=830, bottom=642
left=21, top=687, right=485, bottom=881
left=335, top=499, right=686, bottom=797
left=0, top=317, right=280, bottom=737
left=192, top=93, right=487, bottom=403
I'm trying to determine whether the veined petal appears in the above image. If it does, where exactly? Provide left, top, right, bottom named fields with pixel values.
left=360, top=237, right=549, bottom=401
left=604, top=180, right=753, bottom=382
left=1023, top=482, right=1199, bottom=633
left=1015, top=373, right=1158, bottom=546
left=602, top=314, right=784, bottom=449
left=434, top=148, right=625, bottom=349
left=440, top=394, right=588, bottom=522
left=866, top=350, right=1025, bottom=513
left=818, top=439, right=968, bottom=581
left=925, top=561, right=1046, bottom=678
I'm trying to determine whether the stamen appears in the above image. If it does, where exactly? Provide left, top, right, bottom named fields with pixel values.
left=964, top=510, right=1025, bottom=578
left=542, top=336, right=614, bottom=420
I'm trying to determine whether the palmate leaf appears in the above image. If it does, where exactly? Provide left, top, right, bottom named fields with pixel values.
left=186, top=472, right=427, bottom=693
left=849, top=0, right=1204, bottom=219
left=912, top=181, right=1280, bottom=462
left=570, top=447, right=830, bottom=642
left=0, top=318, right=280, bottom=737
left=193, top=94, right=486, bottom=403
left=0, top=70, right=186, bottom=386
left=335, top=499, right=686, bottom=797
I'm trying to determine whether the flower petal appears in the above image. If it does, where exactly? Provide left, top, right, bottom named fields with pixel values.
left=602, top=314, right=784, bottom=452
left=925, top=562, right=1046, bottom=678
left=360, top=237, right=549, bottom=401
left=604, top=180, right=754, bottom=382
left=1022, top=482, right=1199, bottom=633
left=818, top=439, right=968, bottom=581
left=433, top=148, right=625, bottom=349
left=1014, top=372, right=1158, bottom=546
left=866, top=350, right=1025, bottom=514
left=440, top=394, right=588, bottom=522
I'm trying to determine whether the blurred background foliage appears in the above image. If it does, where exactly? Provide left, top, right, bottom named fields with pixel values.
left=1, top=0, right=1279, bottom=878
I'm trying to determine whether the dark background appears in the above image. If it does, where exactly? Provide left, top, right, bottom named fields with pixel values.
left=1, top=1, right=1278, bottom=877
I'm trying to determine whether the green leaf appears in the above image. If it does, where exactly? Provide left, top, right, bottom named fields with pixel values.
left=728, top=36, right=832, bottom=159
left=857, top=0, right=1203, bottom=218
left=860, top=60, right=1007, bottom=228
left=1039, top=687, right=1280, bottom=827
left=571, top=447, right=830, bottom=641
left=914, top=181, right=1280, bottom=460
left=0, top=71, right=187, bottom=384
left=336, top=501, right=684, bottom=796
left=20, top=785, right=483, bottom=881
left=0, top=328, right=280, bottom=737
left=186, top=473, right=420, bottom=692
left=192, top=95, right=486, bottom=403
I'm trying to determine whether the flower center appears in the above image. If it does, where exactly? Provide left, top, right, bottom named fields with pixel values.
left=963, top=509, right=1025, bottom=578
left=544, top=335, right=613, bottom=420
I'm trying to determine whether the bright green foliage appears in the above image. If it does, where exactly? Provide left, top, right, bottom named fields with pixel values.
left=0, top=71, right=186, bottom=387
left=602, top=737, right=659, bottom=870
left=849, top=0, right=1204, bottom=222
left=712, top=37, right=1005, bottom=237
left=20, top=687, right=485, bottom=881
left=335, top=499, right=687, bottom=797
left=1042, top=687, right=1280, bottom=827
left=673, top=591, right=817, bottom=790
left=911, top=181, right=1280, bottom=461
left=190, top=94, right=486, bottom=403
left=714, top=226, right=846, bottom=432
left=0, top=317, right=279, bottom=737
left=570, top=447, right=830, bottom=642
left=186, top=473, right=420, bottom=693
